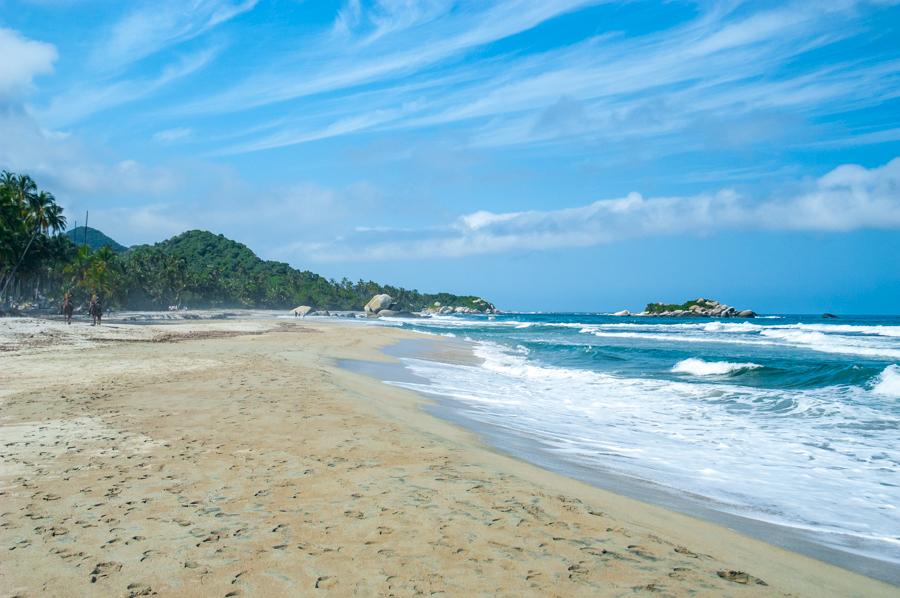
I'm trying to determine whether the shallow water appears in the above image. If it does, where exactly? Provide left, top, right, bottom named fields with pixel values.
left=371, top=313, right=900, bottom=574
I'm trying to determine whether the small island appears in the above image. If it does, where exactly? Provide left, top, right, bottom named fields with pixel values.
left=614, top=298, right=756, bottom=318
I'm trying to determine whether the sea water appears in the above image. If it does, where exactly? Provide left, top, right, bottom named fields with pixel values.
left=373, top=313, right=900, bottom=570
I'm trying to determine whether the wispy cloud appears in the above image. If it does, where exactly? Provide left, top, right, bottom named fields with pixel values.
left=177, top=0, right=605, bottom=115
left=19, top=1, right=250, bottom=126
left=152, top=127, right=194, bottom=143
left=94, top=0, right=257, bottom=71
left=38, top=46, right=221, bottom=127
left=201, top=0, right=900, bottom=156
left=0, top=27, right=57, bottom=98
left=284, top=157, right=900, bottom=261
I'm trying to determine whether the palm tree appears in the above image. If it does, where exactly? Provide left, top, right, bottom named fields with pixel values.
left=26, top=190, right=60, bottom=233
left=0, top=171, right=69, bottom=303
left=11, top=174, right=37, bottom=212
left=45, top=200, right=67, bottom=233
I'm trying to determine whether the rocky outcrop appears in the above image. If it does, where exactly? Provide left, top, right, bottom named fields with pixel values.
left=612, top=310, right=631, bottom=317
left=636, top=298, right=756, bottom=318
left=364, top=294, right=395, bottom=316
left=420, top=298, right=498, bottom=315
left=292, top=305, right=313, bottom=317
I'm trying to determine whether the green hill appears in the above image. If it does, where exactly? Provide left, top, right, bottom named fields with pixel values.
left=118, top=230, right=494, bottom=311
left=64, top=226, right=128, bottom=253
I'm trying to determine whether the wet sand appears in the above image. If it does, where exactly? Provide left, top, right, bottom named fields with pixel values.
left=0, top=316, right=894, bottom=596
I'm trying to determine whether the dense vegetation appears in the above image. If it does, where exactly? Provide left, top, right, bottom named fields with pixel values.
left=644, top=299, right=713, bottom=313
left=1, top=171, right=78, bottom=304
left=64, top=226, right=128, bottom=253
left=1, top=171, right=493, bottom=312
left=119, top=230, right=493, bottom=310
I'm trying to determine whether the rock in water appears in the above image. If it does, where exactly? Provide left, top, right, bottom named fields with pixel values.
left=822, top=313, right=838, bottom=319
left=364, top=294, right=394, bottom=316
left=612, top=310, right=631, bottom=316
left=643, top=298, right=756, bottom=318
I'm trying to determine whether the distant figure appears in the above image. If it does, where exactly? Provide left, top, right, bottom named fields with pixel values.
left=61, top=292, right=74, bottom=325
left=89, top=295, right=103, bottom=326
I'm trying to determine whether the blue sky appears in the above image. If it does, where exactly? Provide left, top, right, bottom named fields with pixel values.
left=1, top=0, right=899, bottom=312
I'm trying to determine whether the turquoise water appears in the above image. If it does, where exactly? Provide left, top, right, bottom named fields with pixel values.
left=377, top=313, right=900, bottom=567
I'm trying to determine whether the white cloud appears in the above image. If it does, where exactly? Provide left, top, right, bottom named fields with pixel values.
left=289, top=157, right=900, bottom=261
left=0, top=105, right=182, bottom=203
left=97, top=203, right=190, bottom=243
left=0, top=28, right=57, bottom=98
left=90, top=178, right=386, bottom=248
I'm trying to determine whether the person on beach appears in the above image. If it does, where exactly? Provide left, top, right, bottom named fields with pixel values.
left=61, top=291, right=74, bottom=325
left=89, top=295, right=103, bottom=326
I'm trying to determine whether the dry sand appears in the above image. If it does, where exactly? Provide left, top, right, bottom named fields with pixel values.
left=0, top=316, right=894, bottom=597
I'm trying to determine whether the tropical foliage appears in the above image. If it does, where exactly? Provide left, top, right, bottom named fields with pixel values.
left=1, top=171, right=73, bottom=304
left=1, top=171, right=493, bottom=312
left=645, top=298, right=715, bottom=313
left=118, top=230, right=491, bottom=310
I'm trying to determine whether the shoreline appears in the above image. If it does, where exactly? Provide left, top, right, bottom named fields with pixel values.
left=0, top=316, right=895, bottom=596
left=341, top=334, right=900, bottom=585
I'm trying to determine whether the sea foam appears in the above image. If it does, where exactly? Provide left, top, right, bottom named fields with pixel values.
left=384, top=337, right=900, bottom=564
left=873, top=364, right=900, bottom=397
left=672, top=358, right=762, bottom=376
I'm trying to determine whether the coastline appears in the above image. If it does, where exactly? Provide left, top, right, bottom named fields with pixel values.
left=343, top=334, right=900, bottom=585
left=0, top=316, right=894, bottom=596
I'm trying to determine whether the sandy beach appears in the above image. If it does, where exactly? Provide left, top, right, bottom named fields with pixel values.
left=0, top=316, right=894, bottom=597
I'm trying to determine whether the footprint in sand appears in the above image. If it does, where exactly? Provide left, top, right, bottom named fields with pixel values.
left=90, top=561, right=122, bottom=583
left=717, top=570, right=767, bottom=585
left=126, top=582, right=156, bottom=597
left=315, top=576, right=337, bottom=589
left=627, top=545, right=658, bottom=560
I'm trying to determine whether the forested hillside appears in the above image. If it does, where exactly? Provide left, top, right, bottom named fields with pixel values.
left=1, top=170, right=494, bottom=312
left=64, top=226, right=128, bottom=253
left=121, top=230, right=492, bottom=310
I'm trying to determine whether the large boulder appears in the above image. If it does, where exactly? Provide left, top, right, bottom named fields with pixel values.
left=364, top=294, right=394, bottom=316
left=612, top=309, right=631, bottom=317
left=737, top=310, right=756, bottom=318
left=292, top=305, right=313, bottom=317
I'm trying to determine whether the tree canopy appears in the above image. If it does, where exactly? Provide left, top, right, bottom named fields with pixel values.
left=1, top=171, right=494, bottom=312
